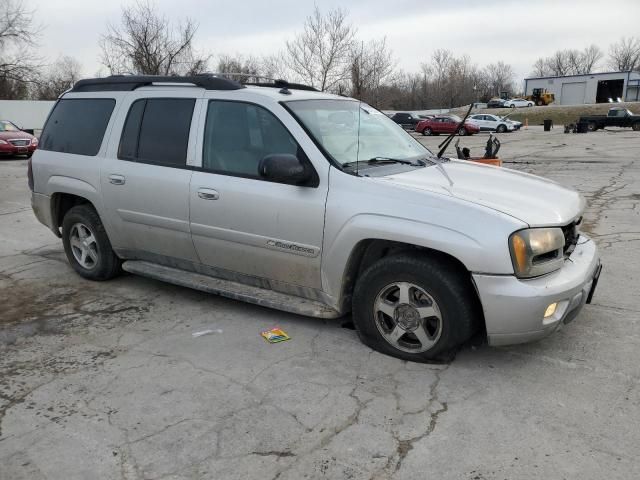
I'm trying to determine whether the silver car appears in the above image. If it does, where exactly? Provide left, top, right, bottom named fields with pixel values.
left=30, top=75, right=601, bottom=362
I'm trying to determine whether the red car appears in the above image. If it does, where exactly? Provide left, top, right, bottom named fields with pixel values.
left=415, top=115, right=480, bottom=136
left=0, top=120, right=38, bottom=158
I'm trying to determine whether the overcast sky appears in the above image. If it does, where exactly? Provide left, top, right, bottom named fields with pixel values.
left=32, top=0, right=640, bottom=84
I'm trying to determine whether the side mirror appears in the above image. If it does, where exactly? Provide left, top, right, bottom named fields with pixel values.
left=258, top=154, right=311, bottom=185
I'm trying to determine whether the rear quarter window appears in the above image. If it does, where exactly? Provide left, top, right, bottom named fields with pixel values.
left=40, top=98, right=116, bottom=156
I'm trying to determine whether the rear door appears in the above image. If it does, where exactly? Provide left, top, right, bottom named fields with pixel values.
left=100, top=91, right=201, bottom=262
left=189, top=97, right=328, bottom=289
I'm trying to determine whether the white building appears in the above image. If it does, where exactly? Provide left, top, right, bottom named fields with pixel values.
left=0, top=100, right=55, bottom=132
left=524, top=71, right=640, bottom=105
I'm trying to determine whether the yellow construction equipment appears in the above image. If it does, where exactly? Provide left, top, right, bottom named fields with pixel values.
left=526, top=88, right=555, bottom=106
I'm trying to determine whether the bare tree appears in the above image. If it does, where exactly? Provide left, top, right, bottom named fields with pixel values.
left=530, top=58, right=548, bottom=77
left=214, top=54, right=264, bottom=82
left=483, top=61, right=515, bottom=97
left=581, top=44, right=603, bottom=73
left=34, top=56, right=82, bottom=100
left=284, top=6, right=356, bottom=91
left=349, top=37, right=395, bottom=107
left=608, top=36, right=640, bottom=71
left=0, top=0, right=40, bottom=98
left=100, top=0, right=209, bottom=76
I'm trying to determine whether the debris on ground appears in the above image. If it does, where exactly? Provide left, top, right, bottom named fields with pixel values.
left=261, top=327, right=291, bottom=343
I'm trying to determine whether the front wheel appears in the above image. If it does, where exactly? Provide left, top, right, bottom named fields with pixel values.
left=352, top=254, right=479, bottom=362
left=632, top=122, right=640, bottom=131
left=587, top=122, right=597, bottom=132
left=496, top=124, right=507, bottom=133
left=62, top=204, right=121, bottom=281
left=536, top=100, right=543, bottom=106
left=458, top=127, right=467, bottom=136
left=423, top=127, right=433, bottom=136
left=510, top=104, right=516, bottom=109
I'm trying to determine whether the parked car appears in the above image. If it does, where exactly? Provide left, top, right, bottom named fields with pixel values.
left=486, top=98, right=506, bottom=108
left=469, top=114, right=515, bottom=133
left=579, top=107, right=640, bottom=131
left=0, top=120, right=38, bottom=158
left=503, top=98, right=534, bottom=108
left=30, top=74, right=601, bottom=362
left=390, top=112, right=422, bottom=129
left=416, top=115, right=480, bottom=136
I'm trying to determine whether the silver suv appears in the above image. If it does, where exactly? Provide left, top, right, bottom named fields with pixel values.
left=30, top=75, right=601, bottom=362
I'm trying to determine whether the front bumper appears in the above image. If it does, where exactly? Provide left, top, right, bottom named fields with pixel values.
left=0, top=143, right=36, bottom=155
left=473, top=235, right=600, bottom=346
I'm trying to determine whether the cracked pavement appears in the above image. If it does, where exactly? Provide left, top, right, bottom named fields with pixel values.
left=1, top=126, right=639, bottom=479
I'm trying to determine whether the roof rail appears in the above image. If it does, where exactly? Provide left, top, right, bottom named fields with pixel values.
left=244, top=79, right=318, bottom=92
left=71, top=74, right=244, bottom=92
left=205, top=72, right=317, bottom=91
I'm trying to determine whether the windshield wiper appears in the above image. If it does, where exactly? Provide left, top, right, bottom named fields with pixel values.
left=436, top=103, right=474, bottom=158
left=343, top=157, right=424, bottom=168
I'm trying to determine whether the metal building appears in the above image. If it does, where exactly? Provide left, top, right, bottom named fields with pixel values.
left=524, top=71, right=640, bottom=105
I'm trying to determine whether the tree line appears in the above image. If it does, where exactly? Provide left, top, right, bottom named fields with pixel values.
left=1, top=0, right=639, bottom=109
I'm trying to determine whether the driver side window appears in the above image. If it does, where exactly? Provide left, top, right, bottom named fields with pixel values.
left=202, top=101, right=300, bottom=178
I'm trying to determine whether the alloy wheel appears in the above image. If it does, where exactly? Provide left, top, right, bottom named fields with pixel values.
left=373, top=282, right=443, bottom=353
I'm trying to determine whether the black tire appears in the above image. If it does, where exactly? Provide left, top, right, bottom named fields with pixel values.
left=423, top=127, right=433, bottom=136
left=496, top=124, right=507, bottom=133
left=587, top=122, right=597, bottom=132
left=536, top=100, right=543, bottom=106
left=458, top=127, right=467, bottom=136
left=632, top=122, right=640, bottom=131
left=510, top=104, right=516, bottom=109
left=25, top=152, right=33, bottom=158
left=61, top=204, right=121, bottom=281
left=352, top=253, right=479, bottom=362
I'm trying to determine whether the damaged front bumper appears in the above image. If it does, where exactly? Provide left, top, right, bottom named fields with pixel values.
left=473, top=234, right=601, bottom=346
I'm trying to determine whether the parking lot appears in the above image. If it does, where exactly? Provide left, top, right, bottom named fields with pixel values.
left=1, top=126, right=639, bottom=479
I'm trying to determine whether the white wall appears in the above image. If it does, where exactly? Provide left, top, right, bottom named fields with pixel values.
left=0, top=100, right=55, bottom=131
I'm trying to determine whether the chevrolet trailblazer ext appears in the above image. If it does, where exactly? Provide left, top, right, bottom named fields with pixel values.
left=30, top=75, right=601, bottom=362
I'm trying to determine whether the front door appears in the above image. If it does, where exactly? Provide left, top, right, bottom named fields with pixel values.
left=101, top=94, right=200, bottom=262
left=189, top=99, right=328, bottom=289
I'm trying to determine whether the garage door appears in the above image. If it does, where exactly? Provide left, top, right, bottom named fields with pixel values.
left=560, top=82, right=586, bottom=105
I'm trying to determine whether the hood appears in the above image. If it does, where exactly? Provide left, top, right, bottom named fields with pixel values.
left=0, top=130, right=34, bottom=140
left=376, top=160, right=584, bottom=227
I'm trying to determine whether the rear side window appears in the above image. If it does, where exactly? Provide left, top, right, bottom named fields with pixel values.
left=118, top=98, right=195, bottom=166
left=40, top=98, right=115, bottom=156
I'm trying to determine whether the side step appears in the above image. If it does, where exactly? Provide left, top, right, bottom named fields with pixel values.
left=122, top=261, right=342, bottom=319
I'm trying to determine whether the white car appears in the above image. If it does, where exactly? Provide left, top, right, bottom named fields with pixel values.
left=469, top=114, right=515, bottom=133
left=503, top=98, right=534, bottom=108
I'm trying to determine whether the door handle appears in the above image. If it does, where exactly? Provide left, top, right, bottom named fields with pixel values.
left=109, top=174, right=126, bottom=185
left=197, top=188, right=219, bottom=200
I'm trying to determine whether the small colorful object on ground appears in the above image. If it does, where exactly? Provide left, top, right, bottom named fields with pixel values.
left=261, top=327, right=291, bottom=343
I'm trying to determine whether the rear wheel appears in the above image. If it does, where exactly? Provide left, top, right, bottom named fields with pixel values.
left=587, top=122, right=597, bottom=132
left=632, top=122, right=640, bottom=131
left=423, top=127, right=433, bottom=136
left=536, top=100, right=543, bottom=106
left=510, top=104, right=516, bottom=109
left=62, top=204, right=121, bottom=281
left=352, top=254, right=479, bottom=362
left=496, top=124, right=507, bottom=133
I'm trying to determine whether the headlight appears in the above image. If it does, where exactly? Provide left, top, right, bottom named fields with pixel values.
left=509, top=228, right=565, bottom=278
left=31, top=138, right=38, bottom=145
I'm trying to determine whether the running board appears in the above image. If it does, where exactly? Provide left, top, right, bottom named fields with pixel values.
left=122, top=260, right=341, bottom=319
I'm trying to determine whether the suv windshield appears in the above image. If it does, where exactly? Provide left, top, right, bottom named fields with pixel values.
left=285, top=100, right=431, bottom=167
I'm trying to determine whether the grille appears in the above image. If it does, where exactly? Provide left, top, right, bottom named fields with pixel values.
left=562, top=218, right=581, bottom=256
left=9, top=139, right=29, bottom=146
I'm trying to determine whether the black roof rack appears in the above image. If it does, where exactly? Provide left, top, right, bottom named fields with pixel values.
left=71, top=74, right=245, bottom=92
left=244, top=79, right=318, bottom=92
